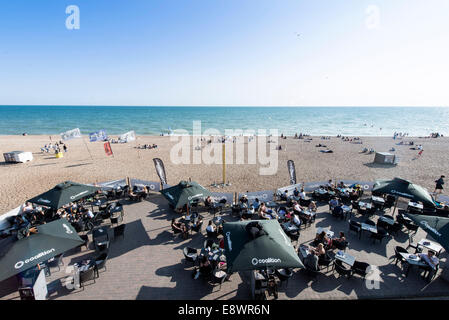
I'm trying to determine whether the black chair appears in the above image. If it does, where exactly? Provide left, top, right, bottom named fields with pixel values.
left=351, top=261, right=370, bottom=279
left=46, top=253, right=65, bottom=274
left=209, top=269, right=227, bottom=291
left=78, top=234, right=89, bottom=250
left=370, top=228, right=388, bottom=244
left=203, top=239, right=216, bottom=249
left=388, top=222, right=403, bottom=235
left=183, top=247, right=198, bottom=266
left=393, top=246, right=408, bottom=266
left=364, top=219, right=376, bottom=227
left=318, top=253, right=334, bottom=272
left=287, top=230, right=300, bottom=248
left=407, top=234, right=423, bottom=253
left=334, top=259, right=352, bottom=278
left=275, top=268, right=293, bottom=287
left=348, top=220, right=361, bottom=239
left=405, top=222, right=419, bottom=235
left=377, top=219, right=390, bottom=231
left=113, top=224, right=126, bottom=240
left=79, top=266, right=96, bottom=290
left=94, top=252, right=108, bottom=277
left=334, top=240, right=349, bottom=252
left=190, top=221, right=203, bottom=234
left=206, top=230, right=218, bottom=238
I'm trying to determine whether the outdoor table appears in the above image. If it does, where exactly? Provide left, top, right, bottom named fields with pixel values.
left=265, top=201, right=279, bottom=208
left=93, top=227, right=109, bottom=250
left=342, top=205, right=352, bottom=219
left=212, top=216, right=224, bottom=226
left=378, top=215, right=395, bottom=226
left=282, top=222, right=299, bottom=232
left=335, top=251, right=355, bottom=267
left=298, top=245, right=309, bottom=259
left=400, top=253, right=428, bottom=277
left=408, top=201, right=423, bottom=211
left=200, top=247, right=225, bottom=262
left=315, top=189, right=327, bottom=195
left=361, top=223, right=377, bottom=234
left=316, top=227, right=334, bottom=238
left=417, top=239, right=443, bottom=256
left=358, top=201, right=373, bottom=210
left=302, top=209, right=316, bottom=218
left=372, top=196, right=385, bottom=204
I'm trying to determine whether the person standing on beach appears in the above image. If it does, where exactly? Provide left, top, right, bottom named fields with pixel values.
left=63, top=144, right=67, bottom=153
left=434, top=176, right=445, bottom=195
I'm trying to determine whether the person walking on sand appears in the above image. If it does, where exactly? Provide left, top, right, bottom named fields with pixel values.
left=434, top=175, right=445, bottom=197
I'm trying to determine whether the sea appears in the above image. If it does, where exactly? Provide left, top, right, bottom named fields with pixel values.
left=0, top=106, right=448, bottom=137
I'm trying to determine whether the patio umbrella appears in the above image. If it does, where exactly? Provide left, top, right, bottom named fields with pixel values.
left=0, top=218, right=84, bottom=282
left=372, top=178, right=435, bottom=208
left=28, top=181, right=100, bottom=209
left=404, top=213, right=449, bottom=253
left=160, top=180, right=211, bottom=209
left=222, top=220, right=304, bottom=273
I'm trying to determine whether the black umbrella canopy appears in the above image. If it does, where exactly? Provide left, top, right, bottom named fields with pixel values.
left=404, top=213, right=449, bottom=253
left=0, top=218, right=83, bottom=282
left=160, top=180, right=212, bottom=209
left=223, top=220, right=304, bottom=273
left=28, top=181, right=100, bottom=209
left=372, top=178, right=435, bottom=208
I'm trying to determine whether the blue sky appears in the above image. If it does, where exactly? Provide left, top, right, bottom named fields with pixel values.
left=1, top=0, right=448, bottom=106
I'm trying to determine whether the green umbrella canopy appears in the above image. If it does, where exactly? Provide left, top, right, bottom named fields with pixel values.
left=222, top=220, right=304, bottom=273
left=404, top=213, right=449, bottom=253
left=28, top=181, right=100, bottom=209
left=0, top=218, right=83, bottom=282
left=372, top=178, right=435, bottom=208
left=160, top=181, right=212, bottom=209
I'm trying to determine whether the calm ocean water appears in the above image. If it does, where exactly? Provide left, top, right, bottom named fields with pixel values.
left=0, top=106, right=448, bottom=136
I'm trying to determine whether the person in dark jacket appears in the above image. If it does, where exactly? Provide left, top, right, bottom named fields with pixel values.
left=434, top=175, right=445, bottom=195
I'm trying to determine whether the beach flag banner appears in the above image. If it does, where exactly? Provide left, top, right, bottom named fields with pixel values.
left=153, top=158, right=168, bottom=186
left=130, top=178, right=161, bottom=192
left=287, top=160, right=297, bottom=185
left=119, top=130, right=136, bottom=143
left=239, top=190, right=274, bottom=203
left=60, top=128, right=82, bottom=141
left=97, top=179, right=127, bottom=190
left=89, top=130, right=108, bottom=142
left=104, top=142, right=113, bottom=156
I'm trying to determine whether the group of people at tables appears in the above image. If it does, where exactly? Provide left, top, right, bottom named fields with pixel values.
left=171, top=211, right=225, bottom=240
left=192, top=239, right=228, bottom=280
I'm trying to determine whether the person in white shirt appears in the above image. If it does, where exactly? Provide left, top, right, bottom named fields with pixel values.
left=419, top=251, right=439, bottom=269
left=85, top=209, right=94, bottom=219
left=327, top=179, right=334, bottom=190
left=22, top=202, right=34, bottom=213
left=299, top=189, right=306, bottom=200
left=292, top=214, right=302, bottom=227
left=293, top=201, right=303, bottom=214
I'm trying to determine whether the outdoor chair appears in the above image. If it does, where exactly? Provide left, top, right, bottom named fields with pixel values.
left=348, top=220, right=361, bottom=239
left=405, top=222, right=419, bottom=235
left=79, top=266, right=96, bottom=290
left=203, top=239, right=217, bottom=249
left=407, top=234, right=423, bottom=253
left=287, top=229, right=300, bottom=247
left=364, top=219, right=376, bottom=226
left=183, top=247, right=198, bottom=266
left=190, top=221, right=203, bottom=234
left=303, top=265, right=321, bottom=279
left=206, top=230, right=218, bottom=238
left=334, top=240, right=349, bottom=252
left=334, top=259, right=352, bottom=279
left=299, top=199, right=311, bottom=207
left=94, top=252, right=108, bottom=277
left=172, top=225, right=183, bottom=238
left=209, top=269, right=227, bottom=291
left=370, top=227, right=388, bottom=244
left=419, top=264, right=439, bottom=282
left=275, top=268, right=293, bottom=288
left=393, top=246, right=408, bottom=266
left=376, top=219, right=390, bottom=231
left=318, top=253, right=334, bottom=272
left=388, top=222, right=403, bottom=235
left=113, top=224, right=126, bottom=240
left=46, top=253, right=65, bottom=275
left=78, top=234, right=89, bottom=250
left=351, top=261, right=370, bottom=280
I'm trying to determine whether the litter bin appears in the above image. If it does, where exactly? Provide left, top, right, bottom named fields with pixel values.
left=55, top=152, right=64, bottom=159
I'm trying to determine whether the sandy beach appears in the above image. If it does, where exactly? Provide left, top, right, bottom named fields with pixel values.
left=0, top=135, right=448, bottom=213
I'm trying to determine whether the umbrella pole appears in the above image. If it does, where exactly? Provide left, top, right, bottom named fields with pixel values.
left=392, top=196, right=399, bottom=216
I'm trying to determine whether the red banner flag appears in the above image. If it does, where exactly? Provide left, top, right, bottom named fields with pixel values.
left=104, top=142, right=113, bottom=156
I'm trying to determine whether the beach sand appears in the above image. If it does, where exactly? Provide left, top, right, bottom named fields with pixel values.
left=0, top=135, right=448, bottom=213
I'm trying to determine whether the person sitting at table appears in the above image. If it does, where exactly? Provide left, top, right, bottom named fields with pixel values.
left=291, top=213, right=302, bottom=227
left=299, top=188, right=307, bottom=200
left=304, top=250, right=319, bottom=271
left=252, top=198, right=261, bottom=210
left=419, top=250, right=439, bottom=281
left=308, top=201, right=317, bottom=212
left=240, top=195, right=248, bottom=205
left=327, top=179, right=335, bottom=190
left=206, top=220, right=217, bottom=234
left=199, top=255, right=214, bottom=278
left=280, top=190, right=289, bottom=201
left=204, top=196, right=214, bottom=207
left=258, top=203, right=277, bottom=220
left=329, top=197, right=339, bottom=210
left=293, top=201, right=304, bottom=215
left=311, top=243, right=327, bottom=258
left=17, top=225, right=38, bottom=240
left=314, top=232, right=331, bottom=248
left=22, top=202, right=34, bottom=214
left=332, top=204, right=344, bottom=219
left=330, top=232, right=346, bottom=249
left=338, top=181, right=346, bottom=189
left=293, top=188, right=300, bottom=197
left=171, top=218, right=188, bottom=239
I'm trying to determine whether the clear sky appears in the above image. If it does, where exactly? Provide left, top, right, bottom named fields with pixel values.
left=1, top=0, right=448, bottom=106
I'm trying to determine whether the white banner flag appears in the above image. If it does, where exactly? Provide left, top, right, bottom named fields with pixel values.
left=60, top=128, right=82, bottom=141
left=119, top=130, right=136, bottom=143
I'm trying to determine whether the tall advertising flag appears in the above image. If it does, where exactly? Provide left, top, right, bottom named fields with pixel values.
left=104, top=142, right=113, bottom=156
left=60, top=128, right=82, bottom=141
left=153, top=158, right=167, bottom=186
left=287, top=160, right=297, bottom=185
left=89, top=130, right=108, bottom=142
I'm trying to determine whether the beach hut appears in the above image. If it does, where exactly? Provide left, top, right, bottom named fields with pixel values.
left=222, top=220, right=304, bottom=273
left=0, top=218, right=83, bottom=282
left=3, top=151, right=33, bottom=163
left=373, top=152, right=397, bottom=165
left=372, top=178, right=435, bottom=208
left=27, top=181, right=100, bottom=210
left=160, top=181, right=212, bottom=209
